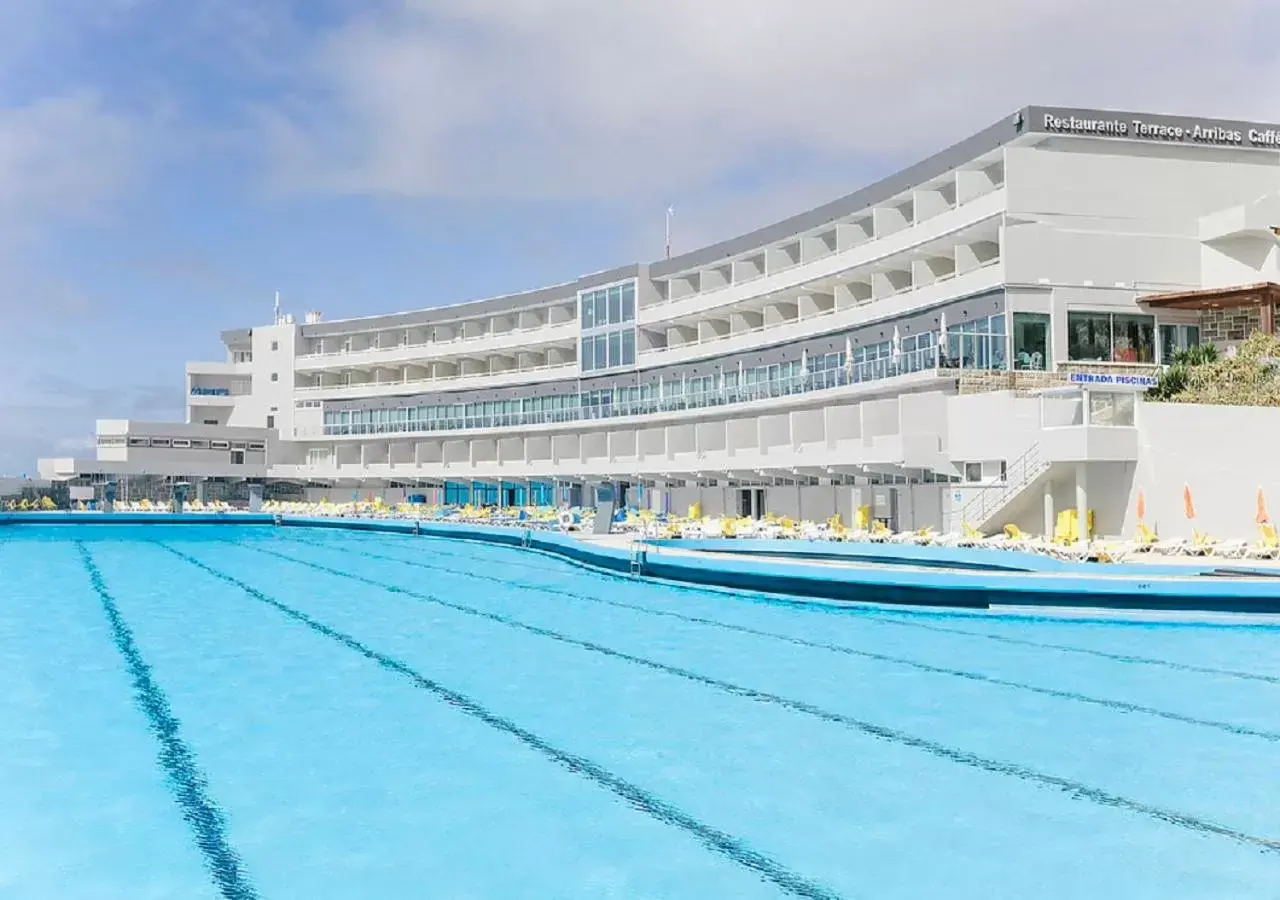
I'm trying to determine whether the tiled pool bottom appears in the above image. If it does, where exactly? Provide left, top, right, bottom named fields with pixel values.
left=1, top=526, right=1278, bottom=899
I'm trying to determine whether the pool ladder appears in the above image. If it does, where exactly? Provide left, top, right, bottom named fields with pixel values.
left=629, top=541, right=647, bottom=577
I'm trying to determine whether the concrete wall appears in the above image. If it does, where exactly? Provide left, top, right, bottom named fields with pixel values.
left=1130, top=402, right=1280, bottom=541
left=1005, top=141, right=1280, bottom=292
left=994, top=401, right=1280, bottom=541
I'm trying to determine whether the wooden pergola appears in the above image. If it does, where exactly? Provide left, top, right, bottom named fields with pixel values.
left=1142, top=281, right=1280, bottom=334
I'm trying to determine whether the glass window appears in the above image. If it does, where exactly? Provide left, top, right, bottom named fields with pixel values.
left=621, top=282, right=636, bottom=321
left=1067, top=312, right=1112, bottom=361
left=608, top=285, right=623, bottom=325
left=621, top=328, right=636, bottom=365
left=1112, top=314, right=1155, bottom=363
left=1160, top=323, right=1201, bottom=362
left=1013, top=313, right=1050, bottom=370
left=608, top=330, right=623, bottom=366
left=580, top=337, right=593, bottom=371
left=593, top=334, right=608, bottom=370
left=581, top=296, right=594, bottom=329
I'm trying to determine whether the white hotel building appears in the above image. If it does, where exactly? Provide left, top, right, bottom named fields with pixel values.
left=38, top=106, right=1280, bottom=536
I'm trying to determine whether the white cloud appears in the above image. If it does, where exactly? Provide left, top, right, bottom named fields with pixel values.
left=263, top=0, right=1280, bottom=206
left=0, top=92, right=136, bottom=232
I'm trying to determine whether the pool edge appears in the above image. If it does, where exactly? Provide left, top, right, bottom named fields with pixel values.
left=4, top=513, right=1280, bottom=615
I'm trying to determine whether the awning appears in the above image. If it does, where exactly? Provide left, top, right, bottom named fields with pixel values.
left=1141, top=281, right=1280, bottom=310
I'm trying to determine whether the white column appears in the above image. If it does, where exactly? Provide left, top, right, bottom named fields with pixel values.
left=1075, top=463, right=1088, bottom=544
left=1043, top=479, right=1055, bottom=538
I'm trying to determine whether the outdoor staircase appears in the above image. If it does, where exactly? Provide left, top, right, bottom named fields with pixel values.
left=950, top=443, right=1051, bottom=533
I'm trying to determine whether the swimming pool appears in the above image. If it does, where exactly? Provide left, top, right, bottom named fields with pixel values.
left=2, top=523, right=1278, bottom=898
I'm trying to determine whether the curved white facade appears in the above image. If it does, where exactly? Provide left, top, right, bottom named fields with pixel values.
left=39, top=104, right=1280, bottom=529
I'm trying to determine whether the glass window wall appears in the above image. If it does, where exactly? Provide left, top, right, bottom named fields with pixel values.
left=1067, top=311, right=1155, bottom=363
left=938, top=313, right=1007, bottom=370
left=1012, top=312, right=1050, bottom=370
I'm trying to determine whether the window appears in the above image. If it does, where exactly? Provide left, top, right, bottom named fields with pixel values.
left=1067, top=311, right=1155, bottom=363
left=593, top=334, right=607, bottom=370
left=1089, top=391, right=1136, bottom=427
left=608, top=330, right=623, bottom=367
left=621, top=282, right=635, bottom=321
left=1012, top=313, right=1051, bottom=370
left=941, top=314, right=1006, bottom=371
left=1112, top=314, right=1155, bottom=363
left=964, top=462, right=982, bottom=482
left=621, top=328, right=636, bottom=366
left=270, top=341, right=279, bottom=351
left=580, top=337, right=594, bottom=372
left=266, top=415, right=275, bottom=429
left=230, top=450, right=245, bottom=465
left=1159, top=323, right=1200, bottom=362
left=608, top=285, right=623, bottom=325
left=202, top=419, right=218, bottom=426
left=270, top=372, right=279, bottom=382
left=580, top=281, right=637, bottom=331
left=1066, top=312, right=1113, bottom=362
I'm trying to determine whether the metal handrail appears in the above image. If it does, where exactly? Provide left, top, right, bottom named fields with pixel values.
left=953, top=442, right=1047, bottom=532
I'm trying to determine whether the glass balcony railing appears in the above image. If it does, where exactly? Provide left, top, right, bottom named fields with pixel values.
left=319, top=336, right=1007, bottom=439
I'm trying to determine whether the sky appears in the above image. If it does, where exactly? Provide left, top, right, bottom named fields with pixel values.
left=1, top=0, right=1277, bottom=474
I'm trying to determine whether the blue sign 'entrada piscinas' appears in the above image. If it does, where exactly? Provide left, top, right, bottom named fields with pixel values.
left=1068, top=372, right=1159, bottom=387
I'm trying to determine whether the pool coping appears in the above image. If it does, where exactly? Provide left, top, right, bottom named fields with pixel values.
left=4, top=512, right=1280, bottom=614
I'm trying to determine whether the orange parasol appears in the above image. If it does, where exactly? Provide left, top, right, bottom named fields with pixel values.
left=1257, top=488, right=1270, bottom=526
left=1183, top=484, right=1196, bottom=520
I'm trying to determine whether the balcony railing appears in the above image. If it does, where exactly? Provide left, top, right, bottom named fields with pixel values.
left=319, top=343, right=979, bottom=438
left=297, top=360, right=577, bottom=394
left=296, top=320, right=574, bottom=359
left=640, top=257, right=1001, bottom=357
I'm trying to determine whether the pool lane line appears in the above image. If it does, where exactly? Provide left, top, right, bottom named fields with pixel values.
left=75, top=543, right=259, bottom=900
left=226, top=540, right=1280, bottom=856
left=279, top=535, right=1280, bottom=746
left=300, top=529, right=1280, bottom=686
left=153, top=544, right=844, bottom=900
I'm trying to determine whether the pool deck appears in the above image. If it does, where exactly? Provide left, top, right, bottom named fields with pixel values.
left=4, top=511, right=1280, bottom=615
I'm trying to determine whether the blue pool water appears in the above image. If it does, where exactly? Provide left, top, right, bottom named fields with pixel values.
left=1, top=524, right=1278, bottom=898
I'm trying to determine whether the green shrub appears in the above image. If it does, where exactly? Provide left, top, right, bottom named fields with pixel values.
left=1147, top=332, right=1280, bottom=406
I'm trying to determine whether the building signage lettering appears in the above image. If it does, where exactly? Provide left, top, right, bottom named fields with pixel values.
left=1068, top=372, right=1158, bottom=387
left=1043, top=113, right=1280, bottom=148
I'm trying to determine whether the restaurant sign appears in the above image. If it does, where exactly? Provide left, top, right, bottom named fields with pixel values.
left=1040, top=112, right=1280, bottom=149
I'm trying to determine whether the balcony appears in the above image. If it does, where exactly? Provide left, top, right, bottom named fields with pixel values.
left=318, top=345, right=970, bottom=441
left=186, top=360, right=253, bottom=376
left=640, top=261, right=1003, bottom=365
left=296, top=360, right=578, bottom=400
left=642, top=188, right=1005, bottom=324
left=294, top=320, right=578, bottom=371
